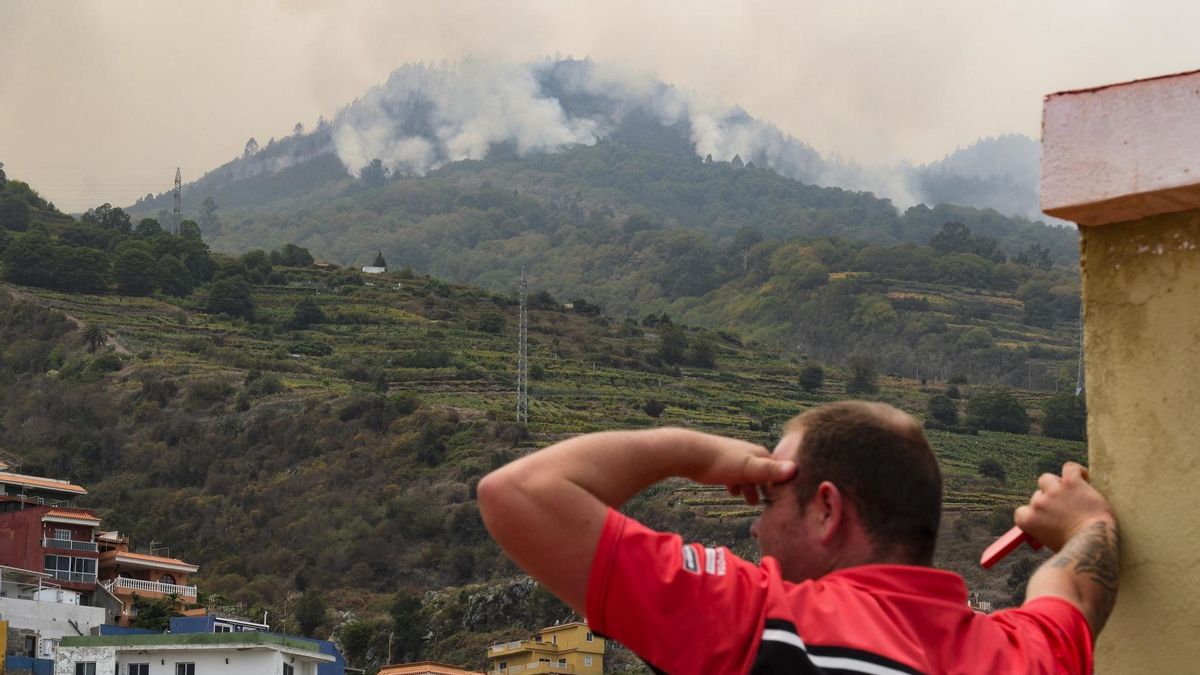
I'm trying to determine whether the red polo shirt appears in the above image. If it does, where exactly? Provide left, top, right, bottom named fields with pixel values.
left=587, top=509, right=1092, bottom=674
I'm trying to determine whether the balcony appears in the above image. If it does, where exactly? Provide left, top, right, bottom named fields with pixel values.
left=490, top=639, right=558, bottom=656
left=490, top=663, right=575, bottom=675
left=102, top=576, right=197, bottom=599
left=43, top=537, right=98, bottom=552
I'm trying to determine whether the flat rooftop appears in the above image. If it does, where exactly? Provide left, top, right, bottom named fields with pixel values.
left=61, top=631, right=332, bottom=660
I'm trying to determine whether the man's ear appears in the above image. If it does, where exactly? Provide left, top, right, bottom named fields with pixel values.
left=815, top=481, right=844, bottom=545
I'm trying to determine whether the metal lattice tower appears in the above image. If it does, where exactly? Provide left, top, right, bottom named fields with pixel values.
left=173, top=167, right=182, bottom=234
left=516, top=267, right=529, bottom=423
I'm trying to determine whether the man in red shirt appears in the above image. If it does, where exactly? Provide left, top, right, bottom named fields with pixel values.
left=479, top=401, right=1118, bottom=674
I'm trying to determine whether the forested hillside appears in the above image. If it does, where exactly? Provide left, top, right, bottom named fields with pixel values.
left=125, top=142, right=1080, bottom=385
left=0, top=253, right=1083, bottom=669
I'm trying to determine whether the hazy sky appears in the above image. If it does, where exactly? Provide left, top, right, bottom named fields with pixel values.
left=3, top=0, right=1199, bottom=212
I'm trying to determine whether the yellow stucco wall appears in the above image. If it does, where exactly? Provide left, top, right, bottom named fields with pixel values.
left=1080, top=210, right=1200, bottom=672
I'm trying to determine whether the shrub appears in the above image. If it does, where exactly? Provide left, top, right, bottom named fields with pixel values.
left=205, top=277, right=255, bottom=320
left=244, top=370, right=286, bottom=398
left=643, top=399, right=666, bottom=418
left=1041, top=393, right=1087, bottom=441
left=1035, top=450, right=1079, bottom=476
left=965, top=387, right=1030, bottom=434
left=958, top=326, right=995, bottom=350
left=496, top=422, right=529, bottom=446
left=688, top=338, right=716, bottom=368
left=89, top=353, right=124, bottom=374
left=179, top=336, right=212, bottom=353
left=390, top=392, right=422, bottom=416
left=184, top=379, right=234, bottom=410
left=927, top=394, right=958, bottom=426
left=289, top=341, right=333, bottom=357
left=294, top=591, right=326, bottom=637
left=286, top=298, right=327, bottom=330
left=658, top=323, right=687, bottom=365
left=978, top=457, right=1007, bottom=483
left=798, top=364, right=825, bottom=393
left=395, top=349, right=452, bottom=368
left=476, top=312, right=505, bottom=333
left=845, top=356, right=879, bottom=395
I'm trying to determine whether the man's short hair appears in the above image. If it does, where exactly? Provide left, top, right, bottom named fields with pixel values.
left=786, top=401, right=942, bottom=565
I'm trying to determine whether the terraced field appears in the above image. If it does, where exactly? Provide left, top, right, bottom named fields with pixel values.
left=4, top=265, right=1085, bottom=609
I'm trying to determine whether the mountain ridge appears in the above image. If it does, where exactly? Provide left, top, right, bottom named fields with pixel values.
left=129, top=58, right=1043, bottom=222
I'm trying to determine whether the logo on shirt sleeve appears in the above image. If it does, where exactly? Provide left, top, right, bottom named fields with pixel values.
left=681, top=544, right=727, bottom=576
left=682, top=544, right=700, bottom=574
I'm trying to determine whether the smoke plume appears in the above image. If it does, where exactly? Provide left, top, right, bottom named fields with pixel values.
left=329, top=58, right=1037, bottom=216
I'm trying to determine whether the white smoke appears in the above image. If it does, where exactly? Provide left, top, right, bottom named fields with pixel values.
left=328, top=59, right=937, bottom=211
left=333, top=60, right=602, bottom=176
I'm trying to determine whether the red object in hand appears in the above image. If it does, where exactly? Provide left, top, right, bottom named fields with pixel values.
left=981, top=526, right=1044, bottom=569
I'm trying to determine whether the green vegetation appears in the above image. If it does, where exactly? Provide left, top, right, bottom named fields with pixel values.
left=798, top=363, right=824, bottom=393
left=125, top=142, right=1081, bottom=385
left=0, top=258, right=1085, bottom=670
left=966, top=387, right=1031, bottom=434
left=0, top=163, right=1087, bottom=670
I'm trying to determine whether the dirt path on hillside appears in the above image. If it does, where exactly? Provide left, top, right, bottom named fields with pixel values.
left=2, top=285, right=132, bottom=355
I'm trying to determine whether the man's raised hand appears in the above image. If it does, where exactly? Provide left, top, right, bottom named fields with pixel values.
left=1014, top=461, right=1115, bottom=552
left=674, top=433, right=794, bottom=505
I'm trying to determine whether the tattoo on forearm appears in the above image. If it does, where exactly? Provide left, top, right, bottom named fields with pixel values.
left=1047, top=521, right=1120, bottom=631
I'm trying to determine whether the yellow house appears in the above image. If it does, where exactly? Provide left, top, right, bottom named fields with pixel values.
left=486, top=622, right=604, bottom=675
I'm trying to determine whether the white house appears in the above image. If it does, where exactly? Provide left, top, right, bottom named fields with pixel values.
left=55, top=632, right=334, bottom=675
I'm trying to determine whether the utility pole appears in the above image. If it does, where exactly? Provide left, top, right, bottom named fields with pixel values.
left=517, top=268, right=529, bottom=423
left=173, top=167, right=182, bottom=235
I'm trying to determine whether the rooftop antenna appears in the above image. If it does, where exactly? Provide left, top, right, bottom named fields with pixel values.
left=517, top=267, right=529, bottom=423
left=173, top=167, right=182, bottom=234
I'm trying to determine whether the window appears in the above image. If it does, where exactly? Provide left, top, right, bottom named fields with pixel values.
left=558, top=659, right=566, bottom=666
left=175, top=664, right=195, bottom=675
left=72, top=557, right=96, bottom=575
left=75, top=664, right=96, bottom=675
left=585, top=631, right=594, bottom=642
left=498, top=661, right=507, bottom=670
left=585, top=656, right=593, bottom=667
left=54, top=528, right=72, bottom=540
left=215, top=623, right=232, bottom=633
left=129, top=665, right=149, bottom=675
left=283, top=665, right=294, bottom=675
left=159, top=573, right=177, bottom=585
left=44, top=555, right=96, bottom=581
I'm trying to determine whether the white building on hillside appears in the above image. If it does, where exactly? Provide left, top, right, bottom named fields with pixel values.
left=0, top=564, right=107, bottom=659
left=55, top=632, right=334, bottom=675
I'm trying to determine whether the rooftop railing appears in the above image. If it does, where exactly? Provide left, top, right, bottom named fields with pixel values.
left=103, top=575, right=197, bottom=598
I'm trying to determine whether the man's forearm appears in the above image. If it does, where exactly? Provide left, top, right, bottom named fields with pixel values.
left=490, top=428, right=722, bottom=507
left=1025, top=517, right=1120, bottom=637
left=477, top=427, right=756, bottom=612
left=479, top=427, right=786, bottom=613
